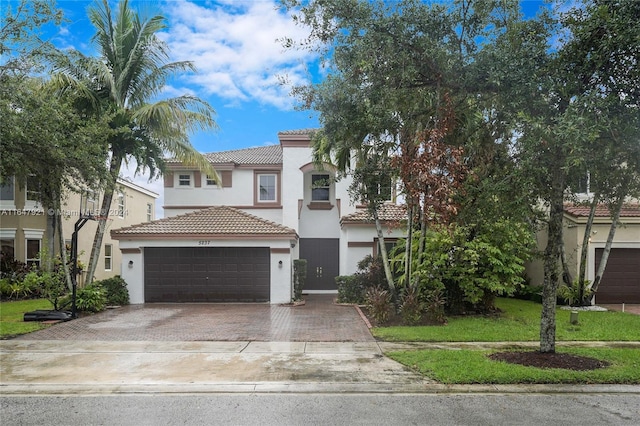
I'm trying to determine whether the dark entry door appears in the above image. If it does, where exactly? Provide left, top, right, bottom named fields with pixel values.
left=144, top=247, right=270, bottom=302
left=299, top=238, right=339, bottom=291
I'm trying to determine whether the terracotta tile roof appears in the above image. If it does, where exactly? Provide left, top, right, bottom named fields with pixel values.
left=277, top=129, right=318, bottom=136
left=167, top=145, right=282, bottom=166
left=111, top=206, right=297, bottom=239
left=564, top=203, right=640, bottom=218
left=341, top=203, right=408, bottom=224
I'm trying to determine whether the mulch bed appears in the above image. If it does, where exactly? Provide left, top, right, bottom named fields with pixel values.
left=489, top=351, right=610, bottom=370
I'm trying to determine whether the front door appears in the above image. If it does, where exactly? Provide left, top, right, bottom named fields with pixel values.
left=299, top=238, right=339, bottom=291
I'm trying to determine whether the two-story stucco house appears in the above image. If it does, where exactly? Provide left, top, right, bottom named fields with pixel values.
left=1, top=178, right=158, bottom=283
left=112, top=130, right=406, bottom=304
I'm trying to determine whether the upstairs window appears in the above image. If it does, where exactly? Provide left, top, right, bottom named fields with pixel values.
left=258, top=174, right=276, bottom=202
left=26, top=175, right=41, bottom=205
left=116, top=193, right=125, bottom=218
left=206, top=175, right=217, bottom=186
left=0, top=177, right=14, bottom=202
left=146, top=203, right=153, bottom=222
left=311, top=174, right=330, bottom=201
left=178, top=174, right=191, bottom=186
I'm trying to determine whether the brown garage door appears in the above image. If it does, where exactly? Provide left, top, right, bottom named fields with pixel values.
left=595, top=248, right=640, bottom=304
left=144, top=247, right=270, bottom=302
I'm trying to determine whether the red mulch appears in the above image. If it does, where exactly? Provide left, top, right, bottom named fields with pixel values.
left=489, top=351, right=610, bottom=370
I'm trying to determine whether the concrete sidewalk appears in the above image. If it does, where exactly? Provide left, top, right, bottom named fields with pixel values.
left=2, top=340, right=639, bottom=395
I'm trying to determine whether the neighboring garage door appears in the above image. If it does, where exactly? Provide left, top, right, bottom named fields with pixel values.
left=144, top=247, right=270, bottom=302
left=595, top=248, right=640, bottom=304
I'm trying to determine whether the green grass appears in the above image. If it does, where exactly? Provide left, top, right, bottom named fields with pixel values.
left=388, top=347, right=640, bottom=384
left=0, top=299, right=51, bottom=339
left=373, top=298, right=640, bottom=342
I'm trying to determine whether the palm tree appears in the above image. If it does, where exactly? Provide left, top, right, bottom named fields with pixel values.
left=51, top=0, right=218, bottom=284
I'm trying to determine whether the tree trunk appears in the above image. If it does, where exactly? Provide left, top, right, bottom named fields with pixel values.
left=404, top=202, right=414, bottom=288
left=591, top=197, right=623, bottom=294
left=577, top=194, right=599, bottom=303
left=84, top=153, right=123, bottom=284
left=44, top=204, right=56, bottom=272
left=560, top=240, right=573, bottom=287
left=540, top=176, right=565, bottom=353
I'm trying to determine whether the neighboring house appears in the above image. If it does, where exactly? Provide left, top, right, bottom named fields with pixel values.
left=526, top=203, right=640, bottom=304
left=112, top=130, right=407, bottom=304
left=0, top=177, right=158, bottom=283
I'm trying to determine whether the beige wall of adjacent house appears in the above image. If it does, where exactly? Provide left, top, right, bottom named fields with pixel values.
left=1, top=178, right=157, bottom=285
left=525, top=214, right=640, bottom=288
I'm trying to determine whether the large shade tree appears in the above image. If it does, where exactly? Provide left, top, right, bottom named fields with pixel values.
left=283, top=0, right=511, bottom=292
left=50, top=0, right=218, bottom=284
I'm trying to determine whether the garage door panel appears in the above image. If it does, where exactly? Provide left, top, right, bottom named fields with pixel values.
left=144, top=247, right=270, bottom=302
left=595, top=248, right=640, bottom=304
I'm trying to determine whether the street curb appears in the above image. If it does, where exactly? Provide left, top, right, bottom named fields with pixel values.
left=2, top=383, right=639, bottom=396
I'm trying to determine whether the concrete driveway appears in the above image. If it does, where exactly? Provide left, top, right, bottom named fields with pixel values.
left=13, top=294, right=375, bottom=342
left=2, top=295, right=441, bottom=394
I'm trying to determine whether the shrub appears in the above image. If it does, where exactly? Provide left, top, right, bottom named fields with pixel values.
left=94, top=276, right=129, bottom=306
left=558, top=280, right=592, bottom=307
left=424, top=287, right=446, bottom=324
left=336, top=275, right=364, bottom=304
left=75, top=283, right=106, bottom=313
left=399, top=286, right=423, bottom=325
left=13, top=271, right=40, bottom=299
left=365, top=286, right=393, bottom=325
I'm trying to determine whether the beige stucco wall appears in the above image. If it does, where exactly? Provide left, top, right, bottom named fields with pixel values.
left=525, top=213, right=640, bottom=288
left=1, top=179, right=157, bottom=285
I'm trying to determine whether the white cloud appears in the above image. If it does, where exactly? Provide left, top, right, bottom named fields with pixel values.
left=162, top=0, right=316, bottom=110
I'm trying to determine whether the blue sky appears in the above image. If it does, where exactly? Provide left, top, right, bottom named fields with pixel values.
left=34, top=0, right=551, bottom=213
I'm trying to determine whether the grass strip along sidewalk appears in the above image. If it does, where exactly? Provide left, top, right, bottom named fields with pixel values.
left=374, top=298, right=640, bottom=384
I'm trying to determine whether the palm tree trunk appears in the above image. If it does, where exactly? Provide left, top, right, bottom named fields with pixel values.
left=85, top=152, right=123, bottom=284
left=404, top=202, right=414, bottom=288
left=373, top=209, right=396, bottom=297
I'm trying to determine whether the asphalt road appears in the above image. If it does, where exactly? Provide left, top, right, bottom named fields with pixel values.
left=2, top=393, right=639, bottom=425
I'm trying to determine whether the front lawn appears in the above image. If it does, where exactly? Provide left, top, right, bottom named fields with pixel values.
left=372, top=298, right=640, bottom=342
left=0, top=299, right=51, bottom=339
left=375, top=298, right=640, bottom=384
left=388, top=347, right=640, bottom=384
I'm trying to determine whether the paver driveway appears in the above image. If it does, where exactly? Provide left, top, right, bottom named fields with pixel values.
left=15, top=294, right=375, bottom=342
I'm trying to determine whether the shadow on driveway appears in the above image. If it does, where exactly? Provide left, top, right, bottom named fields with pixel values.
left=15, top=294, right=375, bottom=342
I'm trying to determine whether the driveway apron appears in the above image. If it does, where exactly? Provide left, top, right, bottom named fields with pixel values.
left=13, top=294, right=375, bottom=342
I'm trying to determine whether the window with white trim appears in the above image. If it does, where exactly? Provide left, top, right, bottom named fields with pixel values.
left=205, top=175, right=217, bottom=186
left=178, top=174, right=191, bottom=186
left=258, top=174, right=276, bottom=202
left=104, top=244, right=112, bottom=271
left=146, top=203, right=153, bottom=222
left=311, top=174, right=331, bottom=201
left=1, top=238, right=15, bottom=262
left=26, top=175, right=40, bottom=203
left=116, top=193, right=125, bottom=218
left=26, top=239, right=41, bottom=268
left=85, top=191, right=98, bottom=215
left=0, top=177, right=14, bottom=201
